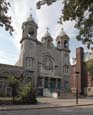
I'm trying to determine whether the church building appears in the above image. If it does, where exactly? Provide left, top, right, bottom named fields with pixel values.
left=0, top=15, right=71, bottom=97
left=16, top=15, right=71, bottom=96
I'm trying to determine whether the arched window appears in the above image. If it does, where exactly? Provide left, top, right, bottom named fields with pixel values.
left=47, top=39, right=51, bottom=48
left=64, top=40, right=68, bottom=48
left=28, top=28, right=34, bottom=37
left=57, top=41, right=61, bottom=48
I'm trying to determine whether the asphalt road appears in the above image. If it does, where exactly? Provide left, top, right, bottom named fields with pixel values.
left=0, top=106, right=93, bottom=115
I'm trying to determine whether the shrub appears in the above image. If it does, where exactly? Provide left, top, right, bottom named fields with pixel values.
left=19, top=82, right=37, bottom=104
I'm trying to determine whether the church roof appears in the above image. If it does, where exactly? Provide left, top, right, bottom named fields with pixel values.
left=44, top=30, right=51, bottom=37
left=27, top=14, right=34, bottom=22
left=56, top=28, right=69, bottom=41
left=42, top=29, right=53, bottom=42
left=25, top=14, right=38, bottom=28
left=58, top=28, right=66, bottom=37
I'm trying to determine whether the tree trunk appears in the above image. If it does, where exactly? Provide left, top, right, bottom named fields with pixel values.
left=12, top=87, right=15, bottom=104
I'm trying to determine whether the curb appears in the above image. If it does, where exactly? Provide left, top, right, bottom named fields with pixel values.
left=0, top=103, right=93, bottom=111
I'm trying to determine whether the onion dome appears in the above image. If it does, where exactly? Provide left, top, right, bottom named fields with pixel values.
left=58, top=28, right=66, bottom=37
left=27, top=14, right=34, bottom=22
left=42, top=28, right=53, bottom=42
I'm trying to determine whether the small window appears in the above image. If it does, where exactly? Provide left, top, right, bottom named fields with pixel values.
left=47, top=39, right=51, bottom=48
left=63, top=65, right=69, bottom=73
left=26, top=57, right=34, bottom=68
left=6, top=87, right=12, bottom=96
left=58, top=41, right=60, bottom=44
left=64, top=40, right=68, bottom=48
left=57, top=41, right=61, bottom=48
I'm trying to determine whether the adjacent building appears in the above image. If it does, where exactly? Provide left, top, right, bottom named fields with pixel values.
left=71, top=47, right=93, bottom=96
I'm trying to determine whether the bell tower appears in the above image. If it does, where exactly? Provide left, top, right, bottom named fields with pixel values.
left=20, top=14, right=38, bottom=43
left=41, top=28, right=53, bottom=48
left=56, top=28, right=71, bottom=92
left=56, top=28, right=69, bottom=50
left=16, top=14, right=38, bottom=88
left=17, top=14, right=38, bottom=67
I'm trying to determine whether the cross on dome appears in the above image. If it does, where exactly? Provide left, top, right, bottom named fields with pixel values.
left=44, top=27, right=51, bottom=37
left=58, top=27, right=66, bottom=37
left=46, top=27, right=49, bottom=32
left=27, top=8, right=34, bottom=22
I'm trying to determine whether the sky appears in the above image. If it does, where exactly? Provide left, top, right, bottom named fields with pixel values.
left=0, top=0, right=89, bottom=65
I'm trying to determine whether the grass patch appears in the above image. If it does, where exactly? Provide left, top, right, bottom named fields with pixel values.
left=0, top=97, right=13, bottom=105
left=0, top=97, right=12, bottom=101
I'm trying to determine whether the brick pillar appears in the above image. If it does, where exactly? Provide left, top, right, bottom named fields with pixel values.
left=76, top=47, right=83, bottom=94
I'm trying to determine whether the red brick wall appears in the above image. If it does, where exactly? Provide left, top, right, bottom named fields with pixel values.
left=70, top=65, right=76, bottom=88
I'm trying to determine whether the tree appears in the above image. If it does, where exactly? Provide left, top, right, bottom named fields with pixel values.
left=87, top=59, right=93, bottom=80
left=36, top=0, right=93, bottom=48
left=8, top=76, right=19, bottom=104
left=0, top=0, right=14, bottom=35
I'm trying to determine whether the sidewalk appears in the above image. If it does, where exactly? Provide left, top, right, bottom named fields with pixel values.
left=0, top=97, right=93, bottom=111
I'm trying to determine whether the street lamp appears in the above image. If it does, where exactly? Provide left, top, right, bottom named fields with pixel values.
left=75, top=71, right=79, bottom=104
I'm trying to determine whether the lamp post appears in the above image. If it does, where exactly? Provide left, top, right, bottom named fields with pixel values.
left=75, top=71, right=79, bottom=104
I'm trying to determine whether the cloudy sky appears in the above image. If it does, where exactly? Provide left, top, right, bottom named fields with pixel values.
left=0, top=0, right=88, bottom=65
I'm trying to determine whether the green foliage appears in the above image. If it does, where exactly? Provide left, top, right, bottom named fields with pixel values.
left=0, top=97, right=13, bottom=105
left=8, top=76, right=37, bottom=104
left=8, top=76, right=19, bottom=88
left=36, top=0, right=57, bottom=9
left=87, top=59, right=93, bottom=80
left=19, top=82, right=37, bottom=104
left=0, top=0, right=14, bottom=35
left=8, top=76, right=19, bottom=104
left=36, top=0, right=93, bottom=48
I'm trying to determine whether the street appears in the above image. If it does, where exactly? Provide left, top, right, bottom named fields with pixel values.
left=0, top=106, right=93, bottom=115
